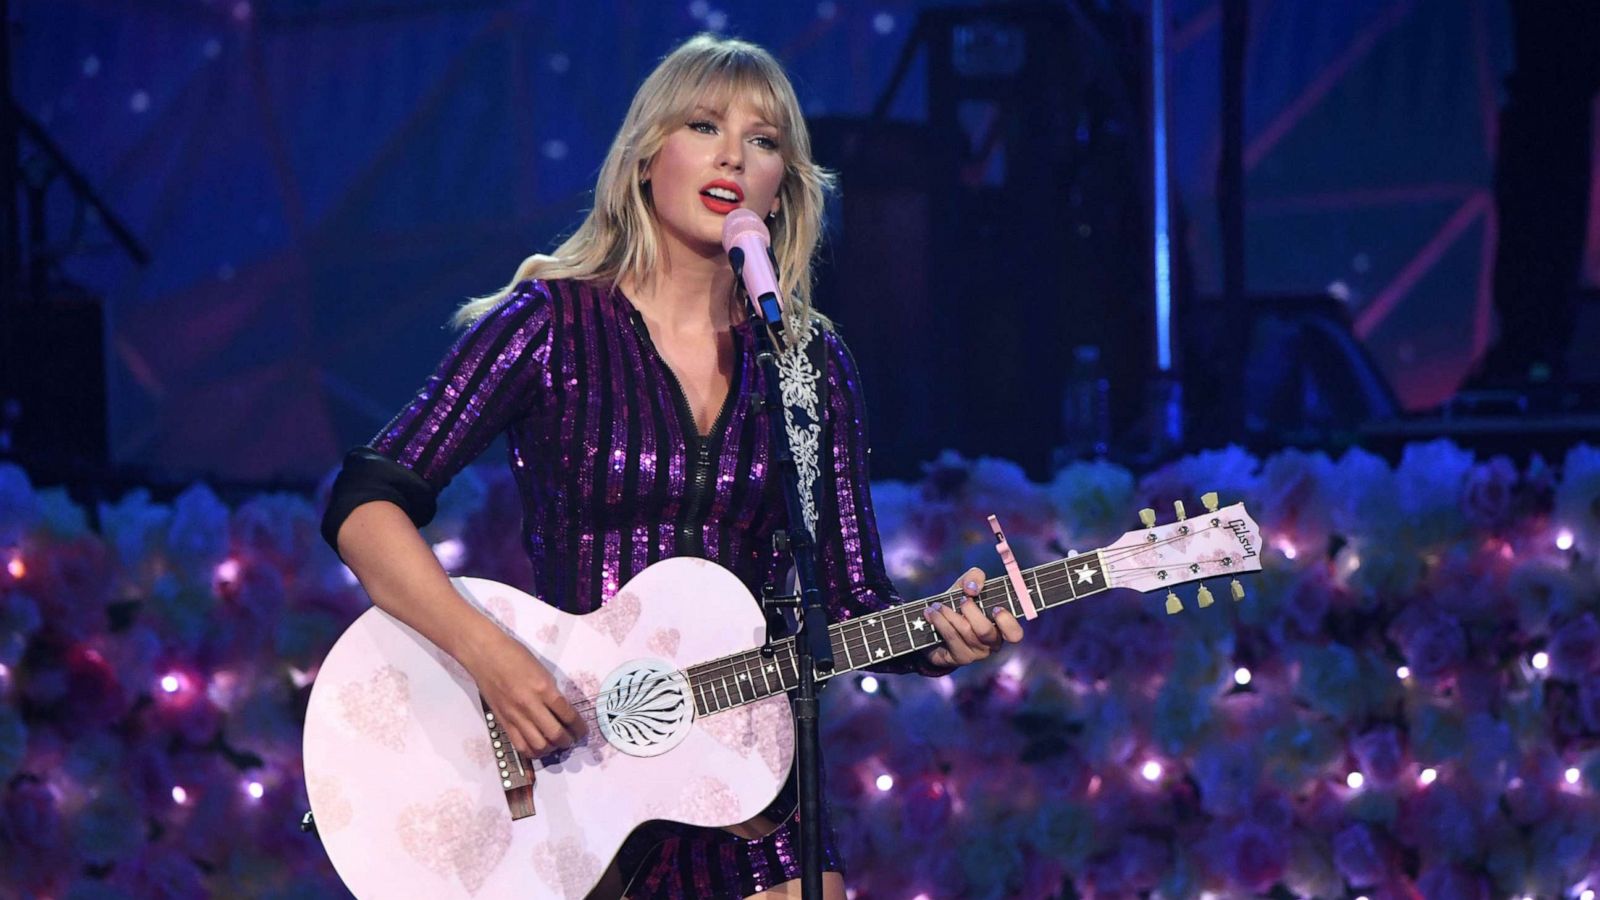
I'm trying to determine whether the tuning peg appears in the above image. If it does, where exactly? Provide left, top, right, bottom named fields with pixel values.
left=1139, top=508, right=1157, bottom=528
left=1202, top=492, right=1219, bottom=513
left=1174, top=500, right=1187, bottom=520
left=1230, top=579, right=1246, bottom=601
left=1197, top=584, right=1215, bottom=608
left=1066, top=548, right=1079, bottom=558
left=1165, top=591, right=1183, bottom=615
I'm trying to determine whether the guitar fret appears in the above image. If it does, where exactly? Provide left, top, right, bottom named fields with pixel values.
left=836, top=628, right=857, bottom=670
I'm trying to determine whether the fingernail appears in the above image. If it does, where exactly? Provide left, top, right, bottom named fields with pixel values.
left=991, top=606, right=1004, bottom=619
left=926, top=602, right=942, bottom=616
left=964, top=579, right=979, bottom=593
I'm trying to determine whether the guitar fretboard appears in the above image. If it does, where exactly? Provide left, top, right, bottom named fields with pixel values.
left=684, top=551, right=1109, bottom=717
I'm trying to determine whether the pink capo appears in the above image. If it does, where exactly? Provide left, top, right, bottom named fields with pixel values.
left=987, top=515, right=1038, bottom=620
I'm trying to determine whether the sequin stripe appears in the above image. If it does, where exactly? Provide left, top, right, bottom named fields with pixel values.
left=613, top=291, right=657, bottom=582
left=602, top=285, right=632, bottom=512
left=397, top=283, right=552, bottom=484
left=553, top=279, right=594, bottom=612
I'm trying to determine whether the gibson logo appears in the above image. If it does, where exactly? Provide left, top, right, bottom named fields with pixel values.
left=1228, top=519, right=1258, bottom=559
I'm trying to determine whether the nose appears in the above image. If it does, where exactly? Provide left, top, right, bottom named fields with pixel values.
left=716, top=134, right=744, bottom=172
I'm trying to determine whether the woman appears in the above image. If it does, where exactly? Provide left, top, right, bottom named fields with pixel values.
left=321, top=34, right=1024, bottom=899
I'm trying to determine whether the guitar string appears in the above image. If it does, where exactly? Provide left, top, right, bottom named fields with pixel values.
left=543, top=519, right=1246, bottom=723
left=544, top=519, right=1245, bottom=718
left=504, top=524, right=1250, bottom=765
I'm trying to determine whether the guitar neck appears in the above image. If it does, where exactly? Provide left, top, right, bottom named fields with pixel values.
left=683, top=550, right=1110, bottom=717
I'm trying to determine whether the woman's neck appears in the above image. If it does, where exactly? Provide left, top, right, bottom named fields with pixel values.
left=620, top=243, right=744, bottom=335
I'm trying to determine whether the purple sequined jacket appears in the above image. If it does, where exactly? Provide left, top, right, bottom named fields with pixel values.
left=371, top=278, right=927, bottom=677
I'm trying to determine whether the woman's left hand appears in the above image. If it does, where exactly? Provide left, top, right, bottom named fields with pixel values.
left=920, top=566, right=1025, bottom=668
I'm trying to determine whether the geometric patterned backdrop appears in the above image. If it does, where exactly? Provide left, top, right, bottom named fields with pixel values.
left=15, top=0, right=1515, bottom=482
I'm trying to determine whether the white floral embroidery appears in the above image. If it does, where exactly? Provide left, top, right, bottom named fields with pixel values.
left=776, top=322, right=822, bottom=534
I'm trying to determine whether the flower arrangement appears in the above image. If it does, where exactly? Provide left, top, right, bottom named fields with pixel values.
left=0, top=439, right=1596, bottom=898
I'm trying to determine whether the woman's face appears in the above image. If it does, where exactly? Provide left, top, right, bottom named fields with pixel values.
left=643, top=94, right=786, bottom=261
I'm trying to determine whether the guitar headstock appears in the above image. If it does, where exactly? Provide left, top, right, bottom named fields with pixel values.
left=1100, top=492, right=1262, bottom=614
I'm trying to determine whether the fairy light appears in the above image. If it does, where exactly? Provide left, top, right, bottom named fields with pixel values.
left=1556, top=529, right=1575, bottom=551
left=1418, top=767, right=1438, bottom=786
left=1532, top=651, right=1550, bottom=672
left=214, top=558, right=240, bottom=584
left=1347, top=771, right=1365, bottom=790
left=1141, top=760, right=1163, bottom=782
left=875, top=774, right=894, bottom=792
left=432, top=539, right=466, bottom=570
left=1565, top=767, right=1581, bottom=786
left=858, top=675, right=879, bottom=694
left=1233, top=667, right=1252, bottom=686
left=171, top=786, right=188, bottom=805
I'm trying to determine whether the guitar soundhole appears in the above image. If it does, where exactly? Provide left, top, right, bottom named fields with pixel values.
left=595, top=660, right=693, bottom=758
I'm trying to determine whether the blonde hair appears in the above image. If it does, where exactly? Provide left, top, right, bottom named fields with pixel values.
left=453, top=34, right=836, bottom=341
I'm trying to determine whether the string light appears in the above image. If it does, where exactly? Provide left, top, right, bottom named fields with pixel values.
left=1346, top=772, right=1365, bottom=790
left=432, top=539, right=466, bottom=570
left=214, top=558, right=241, bottom=584
left=1233, top=667, right=1252, bottom=686
left=875, top=774, right=894, bottom=792
left=1141, top=760, right=1163, bottom=782
left=1418, top=767, right=1438, bottom=786
left=1556, top=529, right=1575, bottom=551
left=858, top=675, right=879, bottom=694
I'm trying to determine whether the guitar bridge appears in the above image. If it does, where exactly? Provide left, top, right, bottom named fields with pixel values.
left=482, top=697, right=536, bottom=820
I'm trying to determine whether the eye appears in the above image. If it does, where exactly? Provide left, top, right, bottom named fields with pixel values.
left=752, top=135, right=781, bottom=151
left=688, top=120, right=717, bottom=134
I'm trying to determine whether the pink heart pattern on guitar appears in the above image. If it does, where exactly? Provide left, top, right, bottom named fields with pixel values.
left=304, top=500, right=1261, bottom=898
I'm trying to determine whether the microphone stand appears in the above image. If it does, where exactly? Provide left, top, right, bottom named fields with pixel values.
left=730, top=248, right=834, bottom=900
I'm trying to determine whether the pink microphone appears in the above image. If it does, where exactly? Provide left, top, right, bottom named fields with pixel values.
left=721, top=208, right=783, bottom=323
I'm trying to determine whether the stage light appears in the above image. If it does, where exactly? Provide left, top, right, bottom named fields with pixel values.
left=875, top=774, right=894, bottom=792
left=1141, top=760, right=1162, bottom=782
left=1557, top=529, right=1575, bottom=551
left=1419, top=767, right=1438, bottom=786
left=160, top=673, right=183, bottom=694
left=1579, top=889, right=1594, bottom=900
left=1234, top=667, right=1252, bottom=686
left=171, top=786, right=188, bottom=805
left=859, top=675, right=879, bottom=694
left=1565, top=767, right=1581, bottom=786
left=246, top=780, right=265, bottom=800
left=1347, top=772, right=1365, bottom=790
left=1279, top=540, right=1297, bottom=560
left=5, top=553, right=22, bottom=579
left=1396, top=666, right=1410, bottom=680
left=1532, top=652, right=1550, bottom=671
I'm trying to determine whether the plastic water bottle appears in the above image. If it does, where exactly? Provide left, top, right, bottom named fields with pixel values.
left=1057, top=345, right=1111, bottom=464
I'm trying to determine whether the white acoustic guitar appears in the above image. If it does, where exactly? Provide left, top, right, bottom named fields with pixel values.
left=303, top=497, right=1262, bottom=898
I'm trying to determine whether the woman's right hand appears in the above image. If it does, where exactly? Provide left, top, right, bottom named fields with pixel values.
left=462, top=629, right=589, bottom=759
